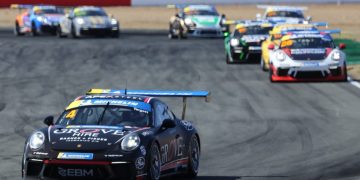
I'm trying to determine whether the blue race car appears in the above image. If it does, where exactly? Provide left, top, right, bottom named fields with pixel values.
left=13, top=4, right=65, bottom=36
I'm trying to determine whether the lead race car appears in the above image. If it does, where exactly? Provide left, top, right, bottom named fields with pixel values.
left=168, top=5, right=228, bottom=39
left=256, top=5, right=311, bottom=24
left=22, top=89, right=209, bottom=179
left=57, top=6, right=120, bottom=38
left=224, top=20, right=273, bottom=64
left=11, top=4, right=65, bottom=36
left=268, top=31, right=347, bottom=82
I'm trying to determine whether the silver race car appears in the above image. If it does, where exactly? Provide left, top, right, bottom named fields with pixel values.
left=168, top=5, right=228, bottom=39
left=57, top=6, right=120, bottom=38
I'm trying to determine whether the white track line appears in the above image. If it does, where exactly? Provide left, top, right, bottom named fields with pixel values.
left=348, top=76, right=360, bottom=89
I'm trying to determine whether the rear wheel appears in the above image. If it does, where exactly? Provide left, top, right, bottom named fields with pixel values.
left=30, top=22, right=38, bottom=36
left=186, top=135, right=200, bottom=178
left=14, top=22, right=24, bottom=36
left=147, top=143, right=161, bottom=180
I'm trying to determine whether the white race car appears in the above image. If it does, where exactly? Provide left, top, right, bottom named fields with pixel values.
left=257, top=5, right=311, bottom=24
left=268, top=32, right=347, bottom=82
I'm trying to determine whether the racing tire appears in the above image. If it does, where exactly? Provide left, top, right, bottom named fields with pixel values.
left=186, top=135, right=200, bottom=178
left=30, top=22, right=38, bottom=37
left=269, top=66, right=275, bottom=82
left=147, top=142, right=161, bottom=180
left=261, top=56, right=268, bottom=72
left=342, top=64, right=348, bottom=82
left=226, top=53, right=232, bottom=64
left=70, top=24, right=78, bottom=39
left=168, top=24, right=177, bottom=39
left=56, top=26, right=66, bottom=38
left=14, top=22, right=24, bottom=36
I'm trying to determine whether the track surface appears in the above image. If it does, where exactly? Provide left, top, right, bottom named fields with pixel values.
left=1, top=32, right=360, bottom=180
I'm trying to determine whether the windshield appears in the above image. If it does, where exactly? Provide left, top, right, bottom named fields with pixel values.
left=74, top=10, right=107, bottom=17
left=57, top=106, right=150, bottom=127
left=266, top=11, right=304, bottom=18
left=34, top=8, right=64, bottom=15
left=184, top=10, right=219, bottom=16
left=281, top=38, right=334, bottom=49
left=234, top=26, right=272, bottom=37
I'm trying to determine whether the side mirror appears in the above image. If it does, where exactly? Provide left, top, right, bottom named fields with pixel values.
left=306, top=16, right=312, bottom=22
left=268, top=43, right=275, bottom=50
left=221, top=14, right=226, bottom=18
left=65, top=14, right=72, bottom=19
left=44, top=116, right=54, bottom=126
left=161, top=119, right=176, bottom=129
left=256, top=13, right=262, bottom=20
left=109, top=13, right=114, bottom=18
left=339, top=43, right=346, bottom=50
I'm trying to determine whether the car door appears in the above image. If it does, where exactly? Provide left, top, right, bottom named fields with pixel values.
left=154, top=102, right=185, bottom=172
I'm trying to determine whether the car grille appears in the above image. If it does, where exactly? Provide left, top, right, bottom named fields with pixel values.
left=292, top=71, right=327, bottom=79
left=199, top=30, right=218, bottom=35
left=291, top=54, right=326, bottom=61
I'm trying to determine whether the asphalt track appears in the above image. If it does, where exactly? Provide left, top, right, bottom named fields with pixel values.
left=1, top=30, right=360, bottom=180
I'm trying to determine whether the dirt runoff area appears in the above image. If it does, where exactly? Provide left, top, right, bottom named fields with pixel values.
left=1, top=4, right=360, bottom=78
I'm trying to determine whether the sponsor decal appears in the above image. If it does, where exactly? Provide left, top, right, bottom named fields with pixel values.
left=180, top=121, right=193, bottom=131
left=291, top=49, right=325, bottom=55
left=135, top=157, right=145, bottom=170
left=57, top=152, right=93, bottom=160
left=140, top=146, right=146, bottom=156
left=141, top=131, right=153, bottom=136
left=33, top=152, right=48, bottom=155
left=105, top=154, right=123, bottom=158
left=303, top=62, right=320, bottom=67
left=161, top=137, right=185, bottom=164
left=58, top=167, right=94, bottom=177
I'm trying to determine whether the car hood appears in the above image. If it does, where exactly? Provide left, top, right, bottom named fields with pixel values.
left=80, top=16, right=110, bottom=25
left=267, top=17, right=304, bottom=24
left=43, top=14, right=64, bottom=22
left=241, top=35, right=268, bottom=43
left=49, top=125, right=149, bottom=151
left=289, top=48, right=327, bottom=60
left=189, top=15, right=220, bottom=27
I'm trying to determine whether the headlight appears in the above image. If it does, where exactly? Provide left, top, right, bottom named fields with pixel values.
left=230, top=38, right=239, bottom=47
left=76, top=18, right=85, bottom=25
left=332, top=51, right=341, bottom=61
left=276, top=51, right=286, bottom=61
left=29, top=131, right=45, bottom=150
left=121, top=133, right=140, bottom=151
left=111, top=19, right=118, bottom=25
left=184, top=18, right=193, bottom=25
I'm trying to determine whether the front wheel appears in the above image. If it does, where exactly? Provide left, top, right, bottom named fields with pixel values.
left=269, top=65, right=275, bottom=82
left=31, top=22, right=38, bottom=36
left=342, top=64, right=348, bottom=82
left=70, top=24, right=78, bottom=39
left=261, top=56, right=268, bottom=71
left=14, top=22, right=24, bottom=36
left=56, top=26, right=66, bottom=38
left=186, top=135, right=200, bottom=178
left=147, top=143, right=161, bottom=180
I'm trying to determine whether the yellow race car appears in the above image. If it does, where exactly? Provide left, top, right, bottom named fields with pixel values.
left=260, top=24, right=319, bottom=71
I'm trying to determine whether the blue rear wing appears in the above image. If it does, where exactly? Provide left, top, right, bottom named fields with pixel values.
left=10, top=4, right=33, bottom=9
left=281, top=29, right=341, bottom=35
left=86, top=89, right=210, bottom=119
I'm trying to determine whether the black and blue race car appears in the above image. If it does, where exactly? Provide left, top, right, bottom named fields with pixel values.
left=22, top=89, right=209, bottom=179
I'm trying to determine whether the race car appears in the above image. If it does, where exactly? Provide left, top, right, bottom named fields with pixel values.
left=12, top=4, right=65, bottom=36
left=224, top=20, right=273, bottom=64
left=57, top=6, right=120, bottom=38
left=168, top=5, right=228, bottom=39
left=261, top=23, right=321, bottom=71
left=257, top=5, right=311, bottom=24
left=22, top=89, right=209, bottom=179
left=268, top=32, right=347, bottom=82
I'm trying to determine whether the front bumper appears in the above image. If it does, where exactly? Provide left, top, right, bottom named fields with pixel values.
left=187, top=28, right=224, bottom=38
left=230, top=46, right=262, bottom=62
left=80, top=26, right=119, bottom=36
left=270, top=64, right=346, bottom=82
left=40, top=24, right=58, bottom=34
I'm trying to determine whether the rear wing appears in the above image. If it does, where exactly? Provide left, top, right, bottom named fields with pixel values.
left=223, top=20, right=270, bottom=25
left=10, top=4, right=33, bottom=9
left=280, top=29, right=341, bottom=35
left=257, top=5, right=308, bottom=11
left=86, top=89, right=210, bottom=119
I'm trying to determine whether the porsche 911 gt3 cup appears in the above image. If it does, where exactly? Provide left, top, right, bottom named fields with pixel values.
left=257, top=5, right=311, bottom=24
left=57, top=6, right=120, bottom=38
left=168, top=5, right=228, bottom=39
left=22, top=89, right=209, bottom=179
left=12, top=4, right=65, bottom=36
left=268, top=32, right=347, bottom=82
left=224, top=20, right=273, bottom=64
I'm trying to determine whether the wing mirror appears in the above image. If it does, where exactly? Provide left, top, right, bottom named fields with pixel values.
left=65, top=14, right=72, bottom=19
left=306, top=16, right=312, bottom=22
left=268, top=43, right=275, bottom=50
left=161, top=119, right=176, bottom=129
left=44, top=116, right=54, bottom=126
left=256, top=13, right=262, bottom=20
left=339, top=43, right=346, bottom=50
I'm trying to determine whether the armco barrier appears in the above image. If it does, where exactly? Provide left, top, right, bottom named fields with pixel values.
left=0, top=0, right=130, bottom=7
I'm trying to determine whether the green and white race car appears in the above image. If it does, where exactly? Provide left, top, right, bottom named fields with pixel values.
left=168, top=5, right=228, bottom=39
